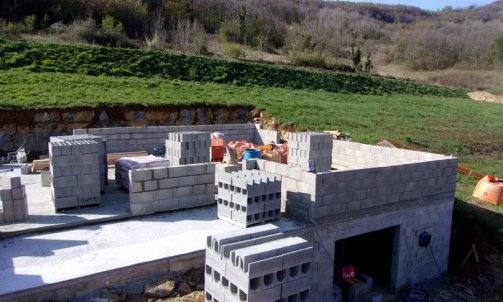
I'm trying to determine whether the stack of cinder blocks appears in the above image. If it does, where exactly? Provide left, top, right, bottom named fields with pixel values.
left=216, top=170, right=281, bottom=228
left=288, top=132, right=333, bottom=173
left=0, top=177, right=28, bottom=223
left=165, top=131, right=210, bottom=165
left=49, top=140, right=101, bottom=210
left=128, top=163, right=216, bottom=215
left=50, top=134, right=107, bottom=192
left=205, top=224, right=313, bottom=302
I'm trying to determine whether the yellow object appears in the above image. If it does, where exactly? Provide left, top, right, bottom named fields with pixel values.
left=472, top=175, right=503, bottom=205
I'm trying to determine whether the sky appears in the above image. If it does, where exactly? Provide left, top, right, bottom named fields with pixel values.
left=340, top=0, right=497, bottom=11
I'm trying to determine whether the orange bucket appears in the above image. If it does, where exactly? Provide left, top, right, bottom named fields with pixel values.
left=472, top=175, right=503, bottom=205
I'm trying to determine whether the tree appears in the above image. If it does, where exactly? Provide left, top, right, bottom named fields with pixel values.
left=351, top=46, right=362, bottom=70
left=237, top=4, right=247, bottom=44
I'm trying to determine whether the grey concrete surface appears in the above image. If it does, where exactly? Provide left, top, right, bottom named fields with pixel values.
left=0, top=205, right=305, bottom=298
left=0, top=165, right=130, bottom=236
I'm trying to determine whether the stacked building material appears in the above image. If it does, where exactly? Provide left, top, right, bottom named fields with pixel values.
left=128, top=163, right=216, bottom=215
left=49, top=140, right=101, bottom=210
left=115, top=155, right=170, bottom=191
left=216, top=170, right=281, bottom=228
left=288, top=132, right=333, bottom=173
left=165, top=131, right=210, bottom=165
left=50, top=134, right=107, bottom=192
left=0, top=177, right=28, bottom=223
left=205, top=224, right=313, bottom=302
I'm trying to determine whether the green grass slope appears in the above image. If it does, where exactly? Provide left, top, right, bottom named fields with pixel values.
left=1, top=69, right=501, bottom=182
left=0, top=38, right=467, bottom=97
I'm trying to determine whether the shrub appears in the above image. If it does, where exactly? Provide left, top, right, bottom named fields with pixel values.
left=24, top=15, right=36, bottom=32
left=194, top=32, right=208, bottom=55
left=101, top=15, right=123, bottom=33
left=109, top=0, right=148, bottom=38
left=48, top=21, right=67, bottom=34
left=223, top=43, right=245, bottom=59
left=65, top=18, right=97, bottom=42
left=5, top=22, right=27, bottom=34
left=288, top=50, right=326, bottom=68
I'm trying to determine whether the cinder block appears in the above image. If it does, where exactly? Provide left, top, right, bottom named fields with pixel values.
left=1, top=177, right=21, bottom=189
left=130, top=202, right=157, bottom=215
left=53, top=196, right=78, bottom=210
left=52, top=185, right=77, bottom=198
left=77, top=174, right=99, bottom=186
left=129, top=181, right=143, bottom=193
left=41, top=170, right=51, bottom=187
left=130, top=191, right=154, bottom=204
left=52, top=176, right=77, bottom=188
left=159, top=178, right=179, bottom=189
left=129, top=169, right=153, bottom=182
left=153, top=167, right=168, bottom=179
left=144, top=180, right=159, bottom=191
left=0, top=189, right=12, bottom=201
left=158, top=199, right=179, bottom=212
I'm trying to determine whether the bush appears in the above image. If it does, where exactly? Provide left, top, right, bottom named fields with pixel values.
left=288, top=50, right=326, bottom=68
left=109, top=0, right=147, bottom=38
left=5, top=22, right=27, bottom=34
left=194, top=32, right=208, bottom=55
left=48, top=21, right=67, bottom=34
left=223, top=43, right=245, bottom=60
left=101, top=15, right=123, bottom=33
left=62, top=18, right=136, bottom=48
left=24, top=15, right=36, bottom=32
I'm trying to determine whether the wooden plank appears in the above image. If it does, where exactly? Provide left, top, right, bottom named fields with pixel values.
left=32, top=159, right=50, bottom=172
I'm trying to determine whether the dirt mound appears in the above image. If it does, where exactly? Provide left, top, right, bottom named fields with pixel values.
left=468, top=91, right=503, bottom=104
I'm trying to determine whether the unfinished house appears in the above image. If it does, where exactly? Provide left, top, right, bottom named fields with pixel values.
left=0, top=124, right=456, bottom=302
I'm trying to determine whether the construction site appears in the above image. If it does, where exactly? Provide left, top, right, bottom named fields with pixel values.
left=0, top=120, right=465, bottom=302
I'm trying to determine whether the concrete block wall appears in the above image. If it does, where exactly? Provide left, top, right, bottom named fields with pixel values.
left=205, top=224, right=313, bottom=302
left=254, top=126, right=280, bottom=145
left=288, top=132, right=333, bottom=173
left=309, top=198, right=454, bottom=301
left=51, top=134, right=107, bottom=192
left=332, top=140, right=447, bottom=169
left=165, top=131, right=211, bottom=165
left=49, top=140, right=101, bottom=210
left=0, top=177, right=28, bottom=223
left=216, top=170, right=281, bottom=228
left=306, top=156, right=458, bottom=221
left=254, top=147, right=457, bottom=222
left=75, top=124, right=279, bottom=154
left=128, top=163, right=217, bottom=215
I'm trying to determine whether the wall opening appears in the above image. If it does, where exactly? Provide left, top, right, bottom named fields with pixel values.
left=333, top=226, right=398, bottom=299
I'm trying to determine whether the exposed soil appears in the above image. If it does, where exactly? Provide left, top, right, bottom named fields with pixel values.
left=0, top=104, right=253, bottom=159
left=468, top=91, right=503, bottom=104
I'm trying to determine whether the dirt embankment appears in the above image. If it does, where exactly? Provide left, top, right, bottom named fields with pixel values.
left=0, top=105, right=253, bottom=158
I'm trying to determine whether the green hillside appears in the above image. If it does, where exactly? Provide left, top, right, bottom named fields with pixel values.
left=0, top=39, right=466, bottom=97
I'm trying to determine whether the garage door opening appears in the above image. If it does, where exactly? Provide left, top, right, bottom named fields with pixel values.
left=334, top=226, right=398, bottom=299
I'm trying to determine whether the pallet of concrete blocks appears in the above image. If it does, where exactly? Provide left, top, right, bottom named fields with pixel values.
left=217, top=170, right=282, bottom=228
left=50, top=134, right=107, bottom=192
left=166, top=131, right=210, bottom=165
left=0, top=177, right=28, bottom=223
left=205, top=224, right=313, bottom=302
left=115, top=155, right=171, bottom=191
left=49, top=140, right=101, bottom=210
left=288, top=132, right=333, bottom=173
